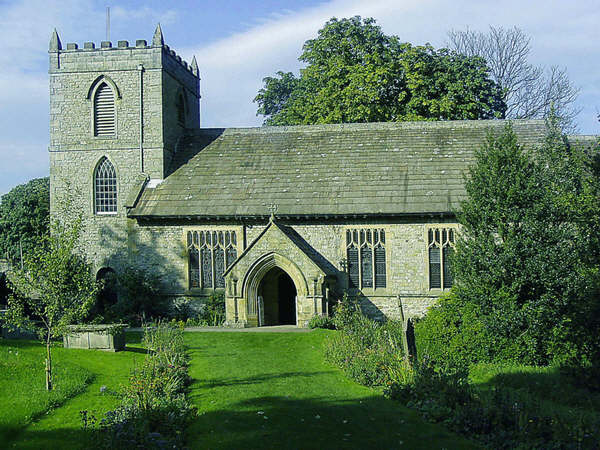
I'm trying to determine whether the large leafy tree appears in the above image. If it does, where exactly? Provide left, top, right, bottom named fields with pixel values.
left=255, top=17, right=506, bottom=125
left=418, top=120, right=600, bottom=367
left=0, top=177, right=50, bottom=264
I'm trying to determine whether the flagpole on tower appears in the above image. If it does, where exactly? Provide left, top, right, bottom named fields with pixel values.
left=106, top=6, right=110, bottom=42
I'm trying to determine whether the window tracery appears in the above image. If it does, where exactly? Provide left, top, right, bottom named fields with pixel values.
left=346, top=228, right=386, bottom=289
left=428, top=227, right=456, bottom=289
left=94, top=157, right=117, bottom=214
left=187, top=230, right=238, bottom=289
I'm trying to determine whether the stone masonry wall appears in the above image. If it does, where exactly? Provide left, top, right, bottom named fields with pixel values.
left=129, top=220, right=455, bottom=323
left=49, top=37, right=199, bottom=282
left=243, top=221, right=450, bottom=320
left=162, top=69, right=201, bottom=176
left=48, top=34, right=447, bottom=324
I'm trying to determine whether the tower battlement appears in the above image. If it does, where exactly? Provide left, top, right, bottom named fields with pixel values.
left=48, top=24, right=200, bottom=185
left=48, top=25, right=199, bottom=79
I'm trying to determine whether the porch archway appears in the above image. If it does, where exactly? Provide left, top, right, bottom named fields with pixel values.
left=242, top=252, right=308, bottom=326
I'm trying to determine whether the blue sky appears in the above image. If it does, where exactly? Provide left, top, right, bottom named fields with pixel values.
left=0, top=0, right=598, bottom=195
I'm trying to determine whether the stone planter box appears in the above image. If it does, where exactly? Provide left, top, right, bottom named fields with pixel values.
left=63, top=324, right=127, bottom=351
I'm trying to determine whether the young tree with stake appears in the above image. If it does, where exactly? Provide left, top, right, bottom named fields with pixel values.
left=3, top=216, right=97, bottom=390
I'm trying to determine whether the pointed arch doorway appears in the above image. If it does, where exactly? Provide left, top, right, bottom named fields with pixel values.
left=257, top=267, right=297, bottom=326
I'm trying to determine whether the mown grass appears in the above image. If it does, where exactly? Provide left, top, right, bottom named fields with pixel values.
left=470, top=362, right=600, bottom=417
left=1, top=333, right=145, bottom=449
left=2, top=331, right=476, bottom=449
left=0, top=341, right=94, bottom=443
left=185, top=330, right=476, bottom=449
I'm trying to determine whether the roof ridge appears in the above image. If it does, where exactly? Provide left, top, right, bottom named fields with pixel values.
left=189, top=119, right=546, bottom=136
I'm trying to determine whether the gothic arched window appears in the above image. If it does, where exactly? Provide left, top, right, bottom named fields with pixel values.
left=427, top=227, right=456, bottom=289
left=94, top=157, right=117, bottom=214
left=94, top=82, right=115, bottom=136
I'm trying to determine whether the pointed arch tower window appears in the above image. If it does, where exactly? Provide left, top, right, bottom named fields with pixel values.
left=94, top=82, right=115, bottom=136
left=176, top=91, right=186, bottom=126
left=94, top=157, right=117, bottom=214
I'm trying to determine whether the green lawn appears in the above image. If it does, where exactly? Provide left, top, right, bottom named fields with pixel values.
left=1, top=334, right=145, bottom=449
left=0, top=340, right=93, bottom=443
left=185, top=330, right=475, bottom=449
left=470, top=362, right=600, bottom=417
left=1, top=331, right=475, bottom=449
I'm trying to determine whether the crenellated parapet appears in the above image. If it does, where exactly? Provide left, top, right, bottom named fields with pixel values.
left=49, top=25, right=199, bottom=79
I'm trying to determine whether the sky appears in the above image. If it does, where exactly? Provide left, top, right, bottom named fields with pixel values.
left=0, top=0, right=598, bottom=195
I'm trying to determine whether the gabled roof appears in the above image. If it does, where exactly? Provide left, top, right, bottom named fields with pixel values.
left=128, top=120, right=547, bottom=219
left=222, top=218, right=336, bottom=278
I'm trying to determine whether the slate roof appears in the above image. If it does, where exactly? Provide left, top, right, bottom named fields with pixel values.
left=128, top=120, right=548, bottom=219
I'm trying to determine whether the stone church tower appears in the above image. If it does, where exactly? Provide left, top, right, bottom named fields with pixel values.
left=48, top=25, right=200, bottom=271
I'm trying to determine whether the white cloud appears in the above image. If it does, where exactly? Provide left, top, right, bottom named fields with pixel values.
left=111, top=6, right=178, bottom=27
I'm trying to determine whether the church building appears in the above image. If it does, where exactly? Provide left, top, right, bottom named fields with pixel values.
left=48, top=26, right=548, bottom=327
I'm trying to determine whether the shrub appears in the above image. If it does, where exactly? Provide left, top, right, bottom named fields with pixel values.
left=86, top=322, right=196, bottom=448
left=413, top=291, right=495, bottom=370
left=198, top=292, right=225, bottom=326
left=331, top=293, right=361, bottom=330
left=170, top=297, right=197, bottom=322
left=95, top=394, right=195, bottom=449
left=324, top=295, right=408, bottom=387
left=450, top=121, right=600, bottom=366
left=308, top=315, right=335, bottom=329
left=103, top=267, right=169, bottom=326
left=143, top=320, right=187, bottom=368
left=386, top=359, right=600, bottom=449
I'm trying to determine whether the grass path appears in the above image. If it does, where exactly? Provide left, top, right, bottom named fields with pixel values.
left=186, top=330, right=476, bottom=449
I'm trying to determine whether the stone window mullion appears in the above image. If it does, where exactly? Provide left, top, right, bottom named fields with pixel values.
left=371, top=245, right=375, bottom=288
left=346, top=228, right=386, bottom=290
left=428, top=227, right=456, bottom=290
left=189, top=230, right=238, bottom=290
left=358, top=245, right=363, bottom=288
left=211, top=245, right=215, bottom=289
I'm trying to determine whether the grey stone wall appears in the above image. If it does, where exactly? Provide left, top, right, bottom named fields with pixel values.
left=49, top=37, right=199, bottom=281
left=244, top=221, right=448, bottom=320
left=49, top=46, right=165, bottom=160
left=125, top=220, right=452, bottom=323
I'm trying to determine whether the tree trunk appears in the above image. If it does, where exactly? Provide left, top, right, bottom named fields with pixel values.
left=45, top=334, right=52, bottom=391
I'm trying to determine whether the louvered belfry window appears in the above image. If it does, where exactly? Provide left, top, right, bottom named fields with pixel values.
left=94, top=157, right=117, bottom=214
left=94, top=82, right=115, bottom=136
left=187, top=230, right=238, bottom=289
left=428, top=227, right=456, bottom=289
left=346, top=229, right=386, bottom=289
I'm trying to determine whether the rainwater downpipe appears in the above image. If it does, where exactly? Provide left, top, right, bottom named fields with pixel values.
left=138, top=64, right=144, bottom=173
